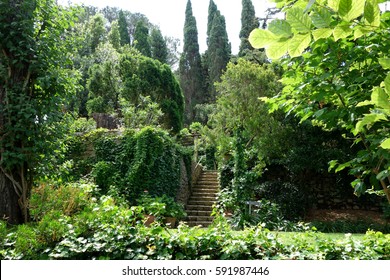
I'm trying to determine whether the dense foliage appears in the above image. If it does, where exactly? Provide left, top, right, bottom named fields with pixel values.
left=120, top=54, right=184, bottom=133
left=2, top=0, right=389, bottom=263
left=0, top=0, right=80, bottom=224
left=1, top=186, right=389, bottom=260
left=65, top=126, right=189, bottom=203
left=249, top=0, right=390, bottom=203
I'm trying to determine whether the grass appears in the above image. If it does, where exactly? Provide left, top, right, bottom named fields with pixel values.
left=273, top=231, right=366, bottom=245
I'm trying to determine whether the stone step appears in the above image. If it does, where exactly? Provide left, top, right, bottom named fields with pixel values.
left=186, top=204, right=213, bottom=211
left=188, top=196, right=217, bottom=202
left=192, top=188, right=218, bottom=192
left=186, top=215, right=214, bottom=222
left=191, top=191, right=218, bottom=197
left=185, top=170, right=218, bottom=227
left=187, top=200, right=216, bottom=206
left=186, top=210, right=213, bottom=216
left=195, top=182, right=219, bottom=187
left=198, top=175, right=218, bottom=179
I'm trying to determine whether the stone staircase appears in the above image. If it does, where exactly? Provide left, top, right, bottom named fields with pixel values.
left=185, top=170, right=219, bottom=227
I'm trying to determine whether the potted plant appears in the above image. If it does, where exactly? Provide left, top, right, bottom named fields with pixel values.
left=137, top=192, right=166, bottom=226
left=161, top=195, right=187, bottom=228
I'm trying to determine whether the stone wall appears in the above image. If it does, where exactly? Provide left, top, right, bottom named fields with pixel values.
left=176, top=160, right=203, bottom=205
left=263, top=165, right=383, bottom=212
left=306, top=171, right=383, bottom=211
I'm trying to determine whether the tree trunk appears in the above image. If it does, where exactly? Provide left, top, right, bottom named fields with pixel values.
left=0, top=169, right=23, bottom=225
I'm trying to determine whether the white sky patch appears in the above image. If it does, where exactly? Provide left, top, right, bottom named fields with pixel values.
left=59, top=0, right=273, bottom=54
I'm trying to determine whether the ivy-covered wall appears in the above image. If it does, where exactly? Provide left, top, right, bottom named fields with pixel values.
left=65, top=127, right=192, bottom=204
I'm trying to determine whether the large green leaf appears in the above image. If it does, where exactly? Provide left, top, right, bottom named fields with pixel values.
left=248, top=29, right=277, bottom=49
left=266, top=38, right=289, bottom=60
left=288, top=33, right=312, bottom=58
left=378, top=58, right=390, bottom=69
left=385, top=73, right=390, bottom=94
left=286, top=7, right=312, bottom=33
left=353, top=26, right=374, bottom=39
left=333, top=23, right=353, bottom=41
left=268, top=19, right=293, bottom=38
left=364, top=0, right=381, bottom=27
left=355, top=113, right=388, bottom=132
left=339, top=0, right=365, bottom=21
left=328, top=0, right=341, bottom=11
left=372, top=87, right=390, bottom=109
left=381, top=138, right=390, bottom=149
left=311, top=7, right=333, bottom=28
left=312, top=28, right=333, bottom=41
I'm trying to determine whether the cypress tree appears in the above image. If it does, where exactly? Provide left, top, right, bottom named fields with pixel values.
left=151, top=28, right=168, bottom=64
left=118, top=10, right=130, bottom=46
left=207, top=0, right=218, bottom=41
left=89, top=13, right=106, bottom=53
left=179, top=0, right=204, bottom=123
left=239, top=0, right=258, bottom=57
left=133, top=21, right=151, bottom=57
left=109, top=20, right=121, bottom=51
left=207, top=10, right=231, bottom=99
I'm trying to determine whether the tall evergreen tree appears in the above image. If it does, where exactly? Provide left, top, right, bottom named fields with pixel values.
left=109, top=20, right=121, bottom=51
left=239, top=0, right=258, bottom=57
left=207, top=10, right=231, bottom=99
left=133, top=21, right=151, bottom=57
left=179, top=0, right=205, bottom=123
left=150, top=28, right=168, bottom=64
left=207, top=0, right=218, bottom=41
left=89, top=13, right=106, bottom=53
left=118, top=10, right=130, bottom=46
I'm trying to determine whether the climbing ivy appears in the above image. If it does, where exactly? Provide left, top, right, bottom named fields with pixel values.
left=65, top=127, right=189, bottom=204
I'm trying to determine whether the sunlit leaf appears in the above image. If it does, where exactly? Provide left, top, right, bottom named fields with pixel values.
left=286, top=7, right=312, bottom=33
left=312, top=28, right=333, bottom=41
left=364, top=0, right=381, bottom=27
left=355, top=113, right=387, bottom=132
left=372, top=87, right=390, bottom=109
left=268, top=19, right=293, bottom=38
left=354, top=26, right=373, bottom=39
left=339, top=0, right=365, bottom=21
left=328, top=0, right=341, bottom=11
left=380, top=138, right=390, bottom=149
left=249, top=29, right=278, bottom=49
left=288, top=33, right=311, bottom=58
left=384, top=73, right=390, bottom=94
left=378, top=58, right=390, bottom=69
left=333, top=23, right=352, bottom=41
left=266, top=38, right=289, bottom=60
left=311, top=7, right=333, bottom=28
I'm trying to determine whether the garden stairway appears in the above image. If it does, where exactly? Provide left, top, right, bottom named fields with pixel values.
left=185, top=170, right=219, bottom=227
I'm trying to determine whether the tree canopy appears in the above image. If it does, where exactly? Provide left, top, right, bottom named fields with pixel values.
left=249, top=0, right=390, bottom=203
left=0, top=0, right=80, bottom=224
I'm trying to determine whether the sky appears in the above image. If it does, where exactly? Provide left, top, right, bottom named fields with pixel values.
left=59, top=0, right=274, bottom=55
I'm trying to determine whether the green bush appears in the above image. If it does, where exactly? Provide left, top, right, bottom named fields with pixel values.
left=28, top=182, right=94, bottom=221
left=92, top=161, right=119, bottom=194
left=2, top=199, right=390, bottom=260
left=36, top=211, right=70, bottom=246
